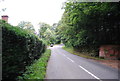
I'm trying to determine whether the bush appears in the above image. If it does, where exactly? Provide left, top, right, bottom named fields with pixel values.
left=17, top=49, right=51, bottom=80
left=1, top=20, right=46, bottom=80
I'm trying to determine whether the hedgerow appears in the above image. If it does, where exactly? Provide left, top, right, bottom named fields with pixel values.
left=17, top=49, right=51, bottom=80
left=1, top=20, right=46, bottom=80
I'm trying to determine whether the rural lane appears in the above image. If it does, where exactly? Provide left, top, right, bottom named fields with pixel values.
left=45, top=44, right=120, bottom=81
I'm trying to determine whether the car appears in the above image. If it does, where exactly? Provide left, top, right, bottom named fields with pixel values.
left=50, top=44, right=54, bottom=47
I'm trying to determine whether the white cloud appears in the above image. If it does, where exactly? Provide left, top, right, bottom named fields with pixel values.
left=0, top=0, right=66, bottom=32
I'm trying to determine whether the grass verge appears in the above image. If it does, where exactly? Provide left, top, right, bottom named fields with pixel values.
left=17, top=49, right=51, bottom=80
left=62, top=46, right=104, bottom=60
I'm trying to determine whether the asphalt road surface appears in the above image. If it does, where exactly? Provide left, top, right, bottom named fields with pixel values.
left=46, top=44, right=120, bottom=81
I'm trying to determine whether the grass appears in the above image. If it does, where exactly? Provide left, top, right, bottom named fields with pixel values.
left=17, top=49, right=51, bottom=80
left=62, top=46, right=104, bottom=60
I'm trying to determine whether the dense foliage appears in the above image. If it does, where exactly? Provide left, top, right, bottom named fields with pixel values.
left=18, top=49, right=51, bottom=80
left=17, top=21, right=35, bottom=34
left=57, top=2, right=120, bottom=56
left=38, top=22, right=60, bottom=45
left=1, top=20, right=46, bottom=80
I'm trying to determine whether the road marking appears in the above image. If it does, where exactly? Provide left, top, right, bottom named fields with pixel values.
left=78, top=65, right=102, bottom=81
left=66, top=57, right=74, bottom=63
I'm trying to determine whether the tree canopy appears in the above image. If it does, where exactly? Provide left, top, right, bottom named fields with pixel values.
left=57, top=2, right=120, bottom=55
left=17, top=21, right=35, bottom=33
left=38, top=22, right=58, bottom=44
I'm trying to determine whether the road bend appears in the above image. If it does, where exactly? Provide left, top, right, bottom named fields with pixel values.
left=45, top=44, right=120, bottom=81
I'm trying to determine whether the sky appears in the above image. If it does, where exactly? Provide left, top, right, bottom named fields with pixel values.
left=0, top=0, right=66, bottom=32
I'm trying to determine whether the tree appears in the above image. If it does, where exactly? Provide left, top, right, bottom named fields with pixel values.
left=38, top=22, right=56, bottom=44
left=57, top=1, right=120, bottom=56
left=17, top=21, right=35, bottom=33
left=38, top=22, right=51, bottom=38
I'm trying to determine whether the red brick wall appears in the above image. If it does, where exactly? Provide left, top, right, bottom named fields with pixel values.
left=99, top=45, right=120, bottom=59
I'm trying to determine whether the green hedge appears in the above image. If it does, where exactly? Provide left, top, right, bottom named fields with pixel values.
left=1, top=20, right=46, bottom=80
left=17, top=49, right=51, bottom=80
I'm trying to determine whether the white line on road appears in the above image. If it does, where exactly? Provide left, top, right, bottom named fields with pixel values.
left=78, top=65, right=102, bottom=81
left=63, top=54, right=66, bottom=57
left=66, top=57, right=74, bottom=63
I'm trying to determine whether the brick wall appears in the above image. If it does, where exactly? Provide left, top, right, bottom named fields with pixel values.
left=99, top=45, right=120, bottom=59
